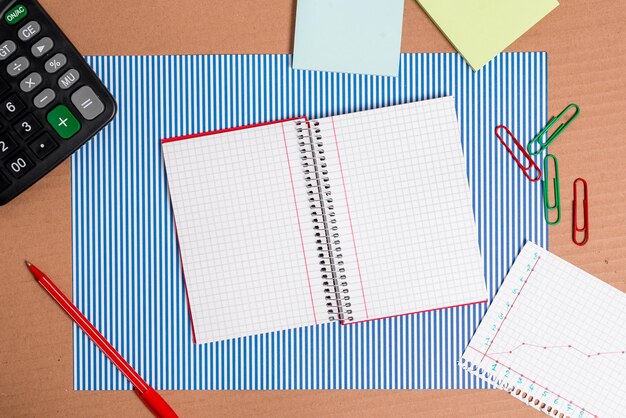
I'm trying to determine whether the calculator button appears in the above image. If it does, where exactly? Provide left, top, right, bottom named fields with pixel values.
left=0, top=95, right=26, bottom=120
left=0, top=40, right=17, bottom=61
left=6, top=56, right=29, bottom=77
left=5, top=152, right=33, bottom=178
left=0, top=133, right=17, bottom=160
left=31, top=37, right=54, bottom=58
left=4, top=4, right=28, bottom=26
left=29, top=133, right=57, bottom=159
left=58, top=69, right=80, bottom=90
left=71, top=86, right=105, bottom=120
left=19, top=72, right=42, bottom=93
left=45, top=53, right=67, bottom=74
left=17, top=21, right=41, bottom=42
left=13, top=114, right=41, bottom=140
left=47, top=105, right=81, bottom=139
left=33, top=88, right=56, bottom=109
left=0, top=172, right=10, bottom=192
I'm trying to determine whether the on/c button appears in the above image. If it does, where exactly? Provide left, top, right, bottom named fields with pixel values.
left=47, top=105, right=81, bottom=139
left=4, top=4, right=28, bottom=26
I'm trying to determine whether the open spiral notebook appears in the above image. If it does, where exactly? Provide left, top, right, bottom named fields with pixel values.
left=162, top=97, right=488, bottom=344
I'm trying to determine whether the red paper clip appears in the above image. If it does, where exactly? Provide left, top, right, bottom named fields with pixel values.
left=572, top=178, right=589, bottom=246
left=495, top=125, right=542, bottom=182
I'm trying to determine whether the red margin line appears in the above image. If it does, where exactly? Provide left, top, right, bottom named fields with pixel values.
left=467, top=346, right=597, bottom=418
left=482, top=256, right=541, bottom=361
left=281, top=122, right=317, bottom=324
left=331, top=116, right=369, bottom=319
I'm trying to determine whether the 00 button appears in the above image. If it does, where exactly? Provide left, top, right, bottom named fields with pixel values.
left=5, top=152, right=33, bottom=178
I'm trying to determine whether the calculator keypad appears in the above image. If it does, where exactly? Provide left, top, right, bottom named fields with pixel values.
left=0, top=0, right=116, bottom=203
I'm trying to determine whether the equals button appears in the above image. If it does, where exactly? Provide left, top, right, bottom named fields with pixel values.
left=71, top=86, right=104, bottom=120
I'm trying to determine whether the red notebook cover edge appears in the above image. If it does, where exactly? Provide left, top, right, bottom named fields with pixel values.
left=340, top=298, right=489, bottom=326
left=161, top=117, right=306, bottom=144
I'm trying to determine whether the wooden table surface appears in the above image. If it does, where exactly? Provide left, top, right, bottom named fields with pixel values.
left=1, top=1, right=625, bottom=416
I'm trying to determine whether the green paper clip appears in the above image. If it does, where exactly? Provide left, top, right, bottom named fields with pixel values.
left=527, top=103, right=580, bottom=155
left=542, top=154, right=560, bottom=225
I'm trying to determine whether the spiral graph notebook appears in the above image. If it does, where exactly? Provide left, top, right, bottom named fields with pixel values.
left=460, top=242, right=626, bottom=417
left=162, top=98, right=488, bottom=343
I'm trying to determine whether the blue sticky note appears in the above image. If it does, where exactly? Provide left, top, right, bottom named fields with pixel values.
left=292, top=0, right=404, bottom=76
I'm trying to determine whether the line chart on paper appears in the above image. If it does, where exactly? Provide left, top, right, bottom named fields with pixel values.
left=489, top=343, right=625, bottom=358
left=460, top=242, right=626, bottom=418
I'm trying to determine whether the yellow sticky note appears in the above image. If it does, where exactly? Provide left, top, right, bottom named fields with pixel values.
left=417, top=0, right=559, bottom=71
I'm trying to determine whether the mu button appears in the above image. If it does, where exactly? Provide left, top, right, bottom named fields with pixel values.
left=47, top=105, right=81, bottom=139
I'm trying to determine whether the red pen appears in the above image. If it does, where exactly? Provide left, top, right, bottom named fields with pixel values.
left=25, top=261, right=178, bottom=418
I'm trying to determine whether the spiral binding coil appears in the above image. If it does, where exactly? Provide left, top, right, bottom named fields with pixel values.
left=458, top=358, right=568, bottom=418
left=296, top=120, right=353, bottom=322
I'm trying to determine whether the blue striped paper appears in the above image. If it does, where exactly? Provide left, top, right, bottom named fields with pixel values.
left=72, top=53, right=548, bottom=390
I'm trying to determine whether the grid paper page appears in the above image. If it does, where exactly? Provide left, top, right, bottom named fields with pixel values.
left=162, top=120, right=325, bottom=343
left=316, top=97, right=488, bottom=321
left=460, top=242, right=626, bottom=417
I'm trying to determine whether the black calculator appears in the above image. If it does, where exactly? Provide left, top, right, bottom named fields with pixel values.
left=0, top=0, right=116, bottom=205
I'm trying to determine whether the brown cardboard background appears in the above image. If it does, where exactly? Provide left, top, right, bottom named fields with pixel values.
left=1, top=0, right=625, bottom=416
